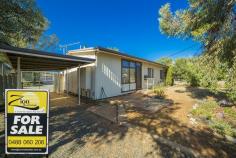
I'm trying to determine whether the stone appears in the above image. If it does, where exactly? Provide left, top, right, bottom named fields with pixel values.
left=216, top=112, right=224, bottom=119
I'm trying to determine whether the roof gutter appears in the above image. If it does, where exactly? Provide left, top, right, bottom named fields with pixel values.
left=0, top=48, right=95, bottom=63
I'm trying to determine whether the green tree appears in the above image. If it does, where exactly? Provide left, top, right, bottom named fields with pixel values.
left=159, top=1, right=236, bottom=65
left=0, top=0, right=48, bottom=47
left=29, top=34, right=59, bottom=51
left=174, top=58, right=189, bottom=80
left=159, top=0, right=236, bottom=101
left=107, top=47, right=119, bottom=51
left=165, top=65, right=174, bottom=86
left=156, top=57, right=173, bottom=66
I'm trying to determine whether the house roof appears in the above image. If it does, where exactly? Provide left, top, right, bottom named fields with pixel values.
left=69, top=47, right=167, bottom=68
left=0, top=44, right=95, bottom=71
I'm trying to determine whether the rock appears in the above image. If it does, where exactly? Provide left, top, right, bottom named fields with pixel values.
left=219, top=99, right=233, bottom=107
left=216, top=112, right=224, bottom=119
left=189, top=117, right=197, bottom=125
left=187, top=114, right=192, bottom=118
left=192, top=103, right=199, bottom=109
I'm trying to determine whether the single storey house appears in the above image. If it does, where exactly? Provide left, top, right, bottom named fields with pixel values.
left=62, top=47, right=167, bottom=100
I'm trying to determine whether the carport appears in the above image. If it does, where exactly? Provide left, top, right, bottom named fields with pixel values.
left=0, top=44, right=95, bottom=105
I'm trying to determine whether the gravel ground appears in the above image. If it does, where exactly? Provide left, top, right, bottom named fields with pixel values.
left=0, top=90, right=235, bottom=158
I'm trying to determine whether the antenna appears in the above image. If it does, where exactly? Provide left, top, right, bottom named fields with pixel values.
left=59, top=41, right=80, bottom=54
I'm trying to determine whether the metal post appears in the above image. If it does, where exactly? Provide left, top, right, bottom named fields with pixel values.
left=17, top=57, right=21, bottom=89
left=77, top=66, right=81, bottom=105
left=58, top=72, right=61, bottom=94
left=66, top=69, right=69, bottom=95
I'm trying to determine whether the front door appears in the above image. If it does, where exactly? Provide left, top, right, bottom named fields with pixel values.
left=136, top=62, right=142, bottom=89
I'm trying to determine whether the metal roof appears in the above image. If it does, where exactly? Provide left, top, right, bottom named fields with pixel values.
left=0, top=44, right=95, bottom=71
left=69, top=47, right=168, bottom=68
left=96, top=47, right=167, bottom=68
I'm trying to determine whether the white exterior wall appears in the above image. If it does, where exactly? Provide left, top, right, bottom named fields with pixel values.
left=94, top=53, right=122, bottom=99
left=142, top=62, right=164, bottom=89
left=61, top=67, right=92, bottom=95
left=62, top=49, right=166, bottom=100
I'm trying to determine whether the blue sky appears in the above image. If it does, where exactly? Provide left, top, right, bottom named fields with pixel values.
left=36, top=0, right=201, bottom=61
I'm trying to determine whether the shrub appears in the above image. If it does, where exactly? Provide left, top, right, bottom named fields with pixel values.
left=153, top=85, right=165, bottom=98
left=191, top=100, right=218, bottom=120
left=191, top=100, right=236, bottom=137
left=210, top=119, right=236, bottom=137
left=165, top=66, right=174, bottom=86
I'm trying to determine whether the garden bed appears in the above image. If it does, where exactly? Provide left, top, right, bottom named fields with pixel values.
left=190, top=100, right=236, bottom=138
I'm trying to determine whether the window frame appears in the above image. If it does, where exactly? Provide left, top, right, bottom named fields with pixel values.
left=147, top=68, right=154, bottom=78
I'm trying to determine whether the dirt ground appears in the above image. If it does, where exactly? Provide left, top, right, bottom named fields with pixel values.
left=0, top=85, right=236, bottom=158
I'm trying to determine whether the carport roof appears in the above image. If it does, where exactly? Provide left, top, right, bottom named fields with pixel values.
left=0, top=44, right=95, bottom=71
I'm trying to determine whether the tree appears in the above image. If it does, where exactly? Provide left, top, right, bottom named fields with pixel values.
left=107, top=47, right=119, bottom=51
left=29, top=34, right=59, bottom=51
left=165, top=65, right=174, bottom=86
left=174, top=58, right=189, bottom=80
left=159, top=1, right=236, bottom=66
left=0, top=0, right=48, bottom=47
left=156, top=57, right=173, bottom=66
left=159, top=0, right=236, bottom=101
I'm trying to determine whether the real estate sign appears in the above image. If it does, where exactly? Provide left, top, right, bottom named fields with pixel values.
left=5, top=89, right=49, bottom=155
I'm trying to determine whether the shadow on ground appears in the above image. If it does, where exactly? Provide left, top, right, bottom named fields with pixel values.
left=0, top=92, right=235, bottom=158
left=175, top=86, right=228, bottom=101
left=125, top=105, right=236, bottom=158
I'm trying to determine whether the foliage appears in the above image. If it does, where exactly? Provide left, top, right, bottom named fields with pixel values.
left=156, top=57, right=173, bottom=66
left=153, top=85, right=165, bottom=98
left=159, top=0, right=236, bottom=101
left=107, top=47, right=119, bottom=51
left=174, top=58, right=189, bottom=80
left=159, top=1, right=236, bottom=65
left=225, top=61, right=236, bottom=101
left=210, top=119, right=236, bottom=137
left=0, top=0, right=48, bottom=47
left=191, top=100, right=218, bottom=120
left=29, top=34, right=59, bottom=51
left=191, top=100, right=236, bottom=137
left=165, top=65, right=174, bottom=86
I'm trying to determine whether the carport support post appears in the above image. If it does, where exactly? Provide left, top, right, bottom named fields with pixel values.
left=16, top=57, right=21, bottom=89
left=77, top=66, right=81, bottom=105
left=66, top=68, right=69, bottom=95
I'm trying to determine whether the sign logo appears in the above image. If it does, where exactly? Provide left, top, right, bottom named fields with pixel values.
left=5, top=89, right=49, bottom=155
left=8, top=95, right=39, bottom=110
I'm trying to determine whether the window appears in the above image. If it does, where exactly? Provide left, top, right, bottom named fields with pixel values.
left=121, top=60, right=136, bottom=84
left=160, top=70, right=164, bottom=80
left=147, top=68, right=154, bottom=78
left=130, top=68, right=135, bottom=83
left=121, top=60, right=138, bottom=91
left=122, top=68, right=129, bottom=84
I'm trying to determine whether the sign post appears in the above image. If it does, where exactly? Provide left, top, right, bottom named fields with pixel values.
left=5, top=89, right=49, bottom=155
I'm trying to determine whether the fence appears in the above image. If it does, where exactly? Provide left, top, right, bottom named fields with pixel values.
left=144, top=78, right=163, bottom=89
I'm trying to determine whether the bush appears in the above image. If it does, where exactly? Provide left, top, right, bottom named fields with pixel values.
left=191, top=100, right=236, bottom=137
left=210, top=119, right=236, bottom=137
left=191, top=100, right=218, bottom=120
left=165, top=66, right=174, bottom=86
left=153, top=85, right=165, bottom=98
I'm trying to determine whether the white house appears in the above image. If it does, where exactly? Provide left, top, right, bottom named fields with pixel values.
left=62, top=47, right=167, bottom=100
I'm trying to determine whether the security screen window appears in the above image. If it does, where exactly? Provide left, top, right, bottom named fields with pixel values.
left=147, top=68, right=154, bottom=78
left=121, top=60, right=137, bottom=92
left=121, top=60, right=130, bottom=84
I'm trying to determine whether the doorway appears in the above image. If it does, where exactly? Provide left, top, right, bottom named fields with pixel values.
left=136, top=62, right=142, bottom=90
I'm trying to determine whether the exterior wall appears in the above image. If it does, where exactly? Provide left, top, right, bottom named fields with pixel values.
left=94, top=52, right=122, bottom=99
left=61, top=67, right=92, bottom=94
left=65, top=50, right=166, bottom=100
left=142, top=62, right=164, bottom=89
